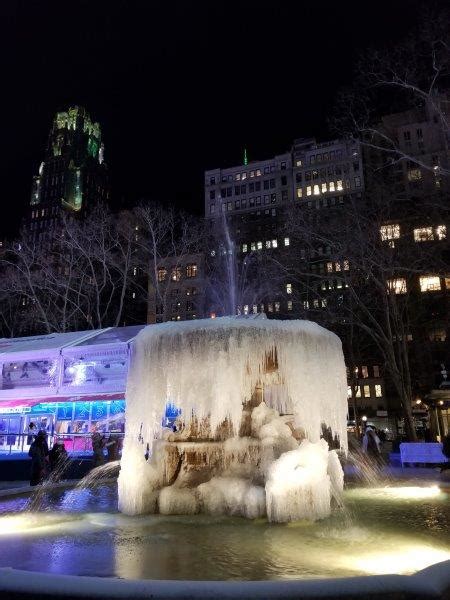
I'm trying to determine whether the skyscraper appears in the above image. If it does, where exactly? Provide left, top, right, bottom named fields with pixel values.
left=27, top=106, right=109, bottom=243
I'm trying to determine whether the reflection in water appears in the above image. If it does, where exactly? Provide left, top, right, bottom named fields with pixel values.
left=0, top=483, right=448, bottom=580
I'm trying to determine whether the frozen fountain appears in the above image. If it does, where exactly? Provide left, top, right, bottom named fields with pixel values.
left=118, top=314, right=348, bottom=521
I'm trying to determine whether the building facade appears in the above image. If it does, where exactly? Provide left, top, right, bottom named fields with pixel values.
left=27, top=106, right=109, bottom=243
left=148, top=253, right=206, bottom=324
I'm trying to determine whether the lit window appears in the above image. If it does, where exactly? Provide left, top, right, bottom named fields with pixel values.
left=297, top=187, right=303, bottom=198
left=313, top=299, right=319, bottom=308
left=157, top=267, right=167, bottom=282
left=380, top=224, right=400, bottom=241
left=272, top=239, right=278, bottom=248
left=242, top=244, right=248, bottom=253
left=420, top=275, right=441, bottom=292
left=361, top=366, right=368, bottom=378
left=321, top=182, right=327, bottom=193
left=326, top=262, right=333, bottom=273
left=296, top=159, right=302, bottom=167
left=407, top=169, right=422, bottom=181
left=274, top=302, right=280, bottom=312
left=284, top=237, right=290, bottom=246
left=329, top=181, right=335, bottom=192
left=243, top=305, right=249, bottom=315
left=373, top=365, right=380, bottom=378
left=336, top=180, right=343, bottom=191
left=429, top=329, right=446, bottom=342
left=132, top=292, right=136, bottom=299
left=343, top=260, right=349, bottom=271
left=257, top=241, right=262, bottom=250
left=242, top=172, right=247, bottom=180
left=436, top=225, right=447, bottom=240
left=302, top=300, right=309, bottom=309
left=235, top=173, right=241, bottom=181
left=133, top=267, right=137, bottom=276
left=387, top=278, right=407, bottom=294
left=356, top=386, right=361, bottom=398
left=414, top=227, right=434, bottom=242
left=363, top=385, right=370, bottom=398
left=251, top=242, right=256, bottom=251
left=252, top=304, right=258, bottom=314
left=186, top=264, right=197, bottom=278
left=313, top=184, right=320, bottom=195
left=321, top=299, right=327, bottom=307
left=375, top=385, right=382, bottom=398
left=306, top=186, right=312, bottom=196
left=286, top=283, right=292, bottom=294
left=268, top=303, right=273, bottom=313
left=256, top=169, right=261, bottom=176
left=335, top=262, right=341, bottom=272
left=287, top=300, right=293, bottom=311
left=210, top=204, right=215, bottom=214
left=171, top=266, right=182, bottom=282
left=266, top=240, right=271, bottom=249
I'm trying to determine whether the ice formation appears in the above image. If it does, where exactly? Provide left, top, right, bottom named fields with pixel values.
left=118, top=315, right=348, bottom=521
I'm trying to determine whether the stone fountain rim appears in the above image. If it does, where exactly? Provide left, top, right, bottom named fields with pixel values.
left=0, top=561, right=450, bottom=599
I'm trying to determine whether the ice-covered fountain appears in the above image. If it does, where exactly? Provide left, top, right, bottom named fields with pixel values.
left=118, top=314, right=348, bottom=521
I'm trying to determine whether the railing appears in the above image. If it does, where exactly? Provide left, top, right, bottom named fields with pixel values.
left=0, top=432, right=125, bottom=456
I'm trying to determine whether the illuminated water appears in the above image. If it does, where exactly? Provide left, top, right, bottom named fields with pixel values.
left=0, top=482, right=449, bottom=580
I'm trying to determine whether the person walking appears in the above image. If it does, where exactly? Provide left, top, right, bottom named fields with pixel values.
left=28, top=430, right=49, bottom=486
left=106, top=433, right=120, bottom=462
left=49, top=440, right=69, bottom=481
left=362, top=426, right=382, bottom=464
left=92, top=428, right=106, bottom=468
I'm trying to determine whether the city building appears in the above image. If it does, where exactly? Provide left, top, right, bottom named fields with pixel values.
left=149, top=253, right=206, bottom=323
left=203, top=137, right=389, bottom=428
left=27, top=106, right=109, bottom=244
left=204, top=138, right=364, bottom=317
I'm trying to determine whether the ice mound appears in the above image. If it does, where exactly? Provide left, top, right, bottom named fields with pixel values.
left=266, top=439, right=340, bottom=522
left=118, top=317, right=348, bottom=521
left=198, top=477, right=266, bottom=519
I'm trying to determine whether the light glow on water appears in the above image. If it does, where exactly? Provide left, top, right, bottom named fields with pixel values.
left=347, top=485, right=444, bottom=501
left=349, top=545, right=450, bottom=575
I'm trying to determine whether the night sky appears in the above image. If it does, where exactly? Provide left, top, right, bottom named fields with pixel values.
left=0, top=0, right=440, bottom=237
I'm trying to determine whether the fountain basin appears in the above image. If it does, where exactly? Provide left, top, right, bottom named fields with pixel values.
left=0, top=482, right=449, bottom=586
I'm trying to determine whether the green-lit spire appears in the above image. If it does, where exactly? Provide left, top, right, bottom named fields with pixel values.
left=243, top=148, right=248, bottom=166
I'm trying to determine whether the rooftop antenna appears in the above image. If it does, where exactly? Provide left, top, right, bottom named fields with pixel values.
left=243, top=148, right=248, bottom=166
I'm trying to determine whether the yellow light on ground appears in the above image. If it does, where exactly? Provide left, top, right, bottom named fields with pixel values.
left=352, top=546, right=450, bottom=575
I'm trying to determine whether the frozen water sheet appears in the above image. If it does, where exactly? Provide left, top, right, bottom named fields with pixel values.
left=118, top=316, right=348, bottom=520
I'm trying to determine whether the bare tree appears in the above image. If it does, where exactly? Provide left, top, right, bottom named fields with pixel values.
left=134, top=202, right=203, bottom=323
left=0, top=204, right=143, bottom=334
left=282, top=181, right=449, bottom=441
left=333, top=8, right=450, bottom=176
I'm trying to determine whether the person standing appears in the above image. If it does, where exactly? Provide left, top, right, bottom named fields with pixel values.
left=27, top=422, right=36, bottom=445
left=28, top=430, right=49, bottom=486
